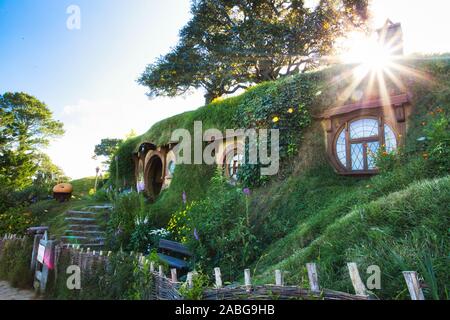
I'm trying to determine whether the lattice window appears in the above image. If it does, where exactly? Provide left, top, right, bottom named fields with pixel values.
left=335, top=118, right=397, bottom=173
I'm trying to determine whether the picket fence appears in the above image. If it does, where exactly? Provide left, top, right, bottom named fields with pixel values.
left=0, top=234, right=426, bottom=300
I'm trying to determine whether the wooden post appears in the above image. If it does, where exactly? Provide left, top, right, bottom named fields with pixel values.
left=275, top=269, right=283, bottom=286
left=171, top=268, right=178, bottom=282
left=150, top=261, right=155, bottom=272
left=187, top=272, right=193, bottom=288
left=244, top=269, right=251, bottom=291
left=306, top=263, right=320, bottom=292
left=214, top=267, right=223, bottom=288
left=30, top=234, right=43, bottom=272
left=158, top=265, right=164, bottom=277
left=347, top=262, right=368, bottom=296
left=403, top=271, right=425, bottom=300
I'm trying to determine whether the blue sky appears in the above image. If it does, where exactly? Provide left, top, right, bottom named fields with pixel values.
left=1, top=0, right=449, bottom=179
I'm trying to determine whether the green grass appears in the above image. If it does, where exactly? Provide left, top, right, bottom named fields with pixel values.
left=70, top=177, right=97, bottom=198
left=254, top=176, right=450, bottom=300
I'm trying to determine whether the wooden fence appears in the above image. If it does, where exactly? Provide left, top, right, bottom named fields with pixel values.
left=0, top=234, right=428, bottom=300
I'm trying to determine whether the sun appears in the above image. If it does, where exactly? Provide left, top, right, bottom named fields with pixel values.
left=340, top=31, right=395, bottom=76
left=331, top=25, right=422, bottom=107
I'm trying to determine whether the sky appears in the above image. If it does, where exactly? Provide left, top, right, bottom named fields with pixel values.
left=0, top=0, right=449, bottom=179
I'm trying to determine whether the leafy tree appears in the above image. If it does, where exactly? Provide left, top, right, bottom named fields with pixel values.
left=0, top=92, right=64, bottom=191
left=94, top=138, right=123, bottom=165
left=139, top=0, right=368, bottom=104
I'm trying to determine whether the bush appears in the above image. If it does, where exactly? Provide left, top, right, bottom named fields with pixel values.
left=0, top=207, right=36, bottom=235
left=0, top=237, right=34, bottom=289
left=167, top=172, right=259, bottom=280
left=50, top=250, right=155, bottom=300
left=423, top=108, right=450, bottom=174
left=130, top=225, right=171, bottom=254
left=106, top=192, right=149, bottom=251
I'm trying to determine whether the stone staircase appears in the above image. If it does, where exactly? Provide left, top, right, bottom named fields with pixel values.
left=62, top=205, right=112, bottom=249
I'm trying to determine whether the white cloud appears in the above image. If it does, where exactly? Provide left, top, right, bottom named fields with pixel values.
left=45, top=89, right=204, bottom=179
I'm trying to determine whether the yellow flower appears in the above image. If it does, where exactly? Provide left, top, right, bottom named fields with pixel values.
left=272, top=116, right=280, bottom=123
left=287, top=108, right=294, bottom=114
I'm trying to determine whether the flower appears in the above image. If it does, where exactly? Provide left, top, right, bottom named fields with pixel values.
left=193, top=228, right=199, bottom=241
left=242, top=188, right=251, bottom=196
left=272, top=116, right=279, bottom=123
left=287, top=108, right=294, bottom=114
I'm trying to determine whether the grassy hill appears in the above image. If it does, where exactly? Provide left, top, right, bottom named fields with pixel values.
left=106, top=55, right=449, bottom=299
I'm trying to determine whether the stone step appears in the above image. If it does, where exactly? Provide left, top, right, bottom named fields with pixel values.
left=67, top=224, right=101, bottom=231
left=61, top=236, right=106, bottom=245
left=64, top=217, right=97, bottom=224
left=64, top=230, right=105, bottom=235
left=66, top=210, right=97, bottom=216
left=87, top=205, right=113, bottom=210
left=61, top=235, right=106, bottom=241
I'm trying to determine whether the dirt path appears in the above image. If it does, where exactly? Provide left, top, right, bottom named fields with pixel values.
left=0, top=281, right=37, bottom=300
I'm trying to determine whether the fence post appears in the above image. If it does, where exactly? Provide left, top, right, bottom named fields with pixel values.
left=214, top=267, right=223, bottom=288
left=158, top=265, right=164, bottom=277
left=244, top=269, right=252, bottom=291
left=275, top=270, right=283, bottom=286
left=306, top=263, right=320, bottom=292
left=403, top=271, right=425, bottom=300
left=171, top=268, right=178, bottom=282
left=347, top=262, right=368, bottom=296
left=187, top=272, right=194, bottom=288
left=150, top=261, right=155, bottom=272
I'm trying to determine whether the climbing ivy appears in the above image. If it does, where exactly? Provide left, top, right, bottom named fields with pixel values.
left=235, top=74, right=321, bottom=186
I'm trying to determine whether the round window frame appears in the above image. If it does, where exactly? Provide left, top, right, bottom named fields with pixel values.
left=223, top=148, right=244, bottom=181
left=333, top=117, right=399, bottom=173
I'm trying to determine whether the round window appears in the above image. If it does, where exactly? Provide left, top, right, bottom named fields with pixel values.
left=335, top=118, right=397, bottom=172
left=226, top=152, right=243, bottom=181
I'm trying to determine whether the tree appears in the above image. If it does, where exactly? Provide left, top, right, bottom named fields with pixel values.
left=94, top=138, right=123, bottom=165
left=139, top=0, right=368, bottom=104
left=0, top=92, right=64, bottom=190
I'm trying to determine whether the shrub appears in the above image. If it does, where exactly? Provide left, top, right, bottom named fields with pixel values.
left=167, top=173, right=259, bottom=280
left=0, top=237, right=34, bottom=289
left=179, top=271, right=210, bottom=300
left=0, top=207, right=36, bottom=235
left=130, top=225, right=171, bottom=254
left=51, top=250, right=155, bottom=300
left=106, top=192, right=149, bottom=251
left=423, top=109, right=450, bottom=174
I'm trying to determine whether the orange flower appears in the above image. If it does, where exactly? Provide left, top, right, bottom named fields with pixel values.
left=422, top=153, right=429, bottom=159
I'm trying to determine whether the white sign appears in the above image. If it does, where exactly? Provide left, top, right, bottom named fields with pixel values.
left=37, top=244, right=46, bottom=264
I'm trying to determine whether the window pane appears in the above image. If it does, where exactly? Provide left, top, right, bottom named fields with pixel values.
left=384, top=124, right=397, bottom=152
left=336, top=130, right=347, bottom=167
left=367, top=142, right=380, bottom=169
left=351, top=143, right=364, bottom=170
left=350, top=118, right=379, bottom=139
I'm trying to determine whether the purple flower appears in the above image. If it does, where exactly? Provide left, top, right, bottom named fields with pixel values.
left=243, top=188, right=251, bottom=196
left=137, top=181, right=145, bottom=193
left=182, top=191, right=187, bottom=204
left=193, top=228, right=199, bottom=241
